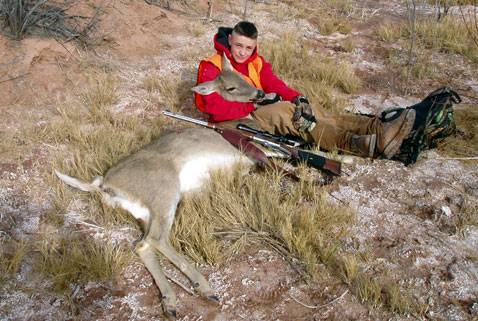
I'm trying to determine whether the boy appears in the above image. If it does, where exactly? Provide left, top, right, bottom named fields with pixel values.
left=195, top=21, right=415, bottom=158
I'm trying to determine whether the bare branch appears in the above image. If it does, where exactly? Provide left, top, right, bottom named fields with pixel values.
left=0, top=56, right=27, bottom=67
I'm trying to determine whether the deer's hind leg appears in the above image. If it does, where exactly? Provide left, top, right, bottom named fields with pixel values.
left=144, top=186, right=218, bottom=302
left=145, top=217, right=218, bottom=302
left=135, top=241, right=177, bottom=320
left=132, top=169, right=183, bottom=320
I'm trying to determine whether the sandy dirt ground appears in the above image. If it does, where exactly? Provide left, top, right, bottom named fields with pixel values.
left=1, top=0, right=477, bottom=320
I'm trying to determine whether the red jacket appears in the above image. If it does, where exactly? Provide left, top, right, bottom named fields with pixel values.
left=197, top=27, right=301, bottom=122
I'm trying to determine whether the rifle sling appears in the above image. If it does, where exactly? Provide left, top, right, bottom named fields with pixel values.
left=220, top=129, right=300, bottom=182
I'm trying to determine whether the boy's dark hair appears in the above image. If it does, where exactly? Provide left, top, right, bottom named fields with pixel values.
left=233, top=21, right=258, bottom=39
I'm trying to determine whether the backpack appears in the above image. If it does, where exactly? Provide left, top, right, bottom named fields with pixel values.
left=380, top=86, right=461, bottom=166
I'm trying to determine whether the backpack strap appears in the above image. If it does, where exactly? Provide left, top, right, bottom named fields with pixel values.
left=380, top=107, right=405, bottom=122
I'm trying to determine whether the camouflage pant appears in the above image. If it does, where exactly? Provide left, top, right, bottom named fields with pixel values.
left=251, top=101, right=385, bottom=152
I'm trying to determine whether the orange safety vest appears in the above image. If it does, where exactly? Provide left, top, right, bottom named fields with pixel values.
left=195, top=54, right=264, bottom=112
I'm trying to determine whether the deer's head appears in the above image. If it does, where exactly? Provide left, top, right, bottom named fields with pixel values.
left=192, top=53, right=265, bottom=103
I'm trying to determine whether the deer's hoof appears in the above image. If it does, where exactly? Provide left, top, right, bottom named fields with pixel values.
left=164, top=308, right=177, bottom=320
left=208, top=294, right=219, bottom=303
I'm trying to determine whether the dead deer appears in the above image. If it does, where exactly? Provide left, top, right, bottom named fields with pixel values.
left=55, top=54, right=266, bottom=320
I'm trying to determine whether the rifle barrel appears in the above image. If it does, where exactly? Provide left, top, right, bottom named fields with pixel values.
left=162, top=110, right=214, bottom=129
left=237, top=124, right=298, bottom=146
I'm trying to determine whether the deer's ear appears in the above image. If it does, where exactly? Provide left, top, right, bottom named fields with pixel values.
left=222, top=53, right=234, bottom=72
left=191, top=81, right=217, bottom=95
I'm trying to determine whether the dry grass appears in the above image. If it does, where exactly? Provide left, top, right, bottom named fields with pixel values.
left=186, top=22, right=206, bottom=37
left=323, top=0, right=355, bottom=16
left=47, top=71, right=162, bottom=228
left=171, top=163, right=354, bottom=274
left=437, top=104, right=478, bottom=159
left=333, top=251, right=418, bottom=314
left=378, top=13, right=478, bottom=60
left=141, top=72, right=161, bottom=93
left=155, top=75, right=196, bottom=114
left=172, top=158, right=433, bottom=318
left=0, top=239, right=29, bottom=283
left=260, top=31, right=360, bottom=113
left=455, top=198, right=478, bottom=237
left=35, top=237, right=134, bottom=291
left=318, top=14, right=353, bottom=35
left=339, top=37, right=356, bottom=52
left=426, top=0, right=476, bottom=5
left=80, top=72, right=122, bottom=110
left=376, top=22, right=400, bottom=43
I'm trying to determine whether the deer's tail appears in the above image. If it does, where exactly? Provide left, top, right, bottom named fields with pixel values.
left=54, top=170, right=103, bottom=192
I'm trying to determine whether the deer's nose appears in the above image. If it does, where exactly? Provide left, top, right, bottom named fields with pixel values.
left=257, top=90, right=265, bottom=99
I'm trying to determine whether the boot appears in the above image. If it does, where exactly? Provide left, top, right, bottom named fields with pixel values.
left=380, top=109, right=416, bottom=159
left=349, top=134, right=377, bottom=158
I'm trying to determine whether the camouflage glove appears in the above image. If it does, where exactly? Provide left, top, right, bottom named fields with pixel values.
left=254, top=93, right=282, bottom=109
left=293, top=95, right=316, bottom=132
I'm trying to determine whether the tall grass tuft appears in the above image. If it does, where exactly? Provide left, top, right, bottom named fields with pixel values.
left=141, top=72, right=161, bottom=93
left=0, top=239, right=29, bottom=282
left=80, top=73, right=122, bottom=111
left=35, top=237, right=134, bottom=290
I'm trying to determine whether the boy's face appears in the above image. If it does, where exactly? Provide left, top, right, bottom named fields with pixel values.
left=228, top=31, right=257, bottom=64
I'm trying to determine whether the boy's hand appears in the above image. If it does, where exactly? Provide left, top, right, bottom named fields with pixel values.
left=293, top=95, right=316, bottom=132
left=254, top=93, right=282, bottom=109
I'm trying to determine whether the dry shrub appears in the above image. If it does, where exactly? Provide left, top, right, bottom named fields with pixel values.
left=0, top=0, right=106, bottom=45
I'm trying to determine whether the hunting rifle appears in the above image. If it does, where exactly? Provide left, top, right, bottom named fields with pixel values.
left=162, top=110, right=341, bottom=178
left=236, top=124, right=341, bottom=177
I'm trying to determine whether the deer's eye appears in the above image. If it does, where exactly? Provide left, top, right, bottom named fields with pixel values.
left=227, top=87, right=237, bottom=93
